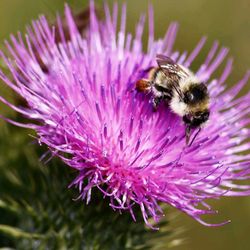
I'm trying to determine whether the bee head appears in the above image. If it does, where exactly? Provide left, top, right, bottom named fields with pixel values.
left=183, top=110, right=210, bottom=145
left=183, top=110, right=210, bottom=128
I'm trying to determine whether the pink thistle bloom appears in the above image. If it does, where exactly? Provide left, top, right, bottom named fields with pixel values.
left=0, top=1, right=250, bottom=228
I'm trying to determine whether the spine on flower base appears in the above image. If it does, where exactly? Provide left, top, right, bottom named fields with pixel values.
left=0, top=126, right=181, bottom=249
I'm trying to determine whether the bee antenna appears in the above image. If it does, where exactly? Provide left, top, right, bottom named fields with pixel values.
left=185, top=126, right=191, bottom=145
left=189, top=127, right=201, bottom=147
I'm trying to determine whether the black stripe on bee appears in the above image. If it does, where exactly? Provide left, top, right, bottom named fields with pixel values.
left=183, top=83, right=208, bottom=105
left=154, top=84, right=169, bottom=93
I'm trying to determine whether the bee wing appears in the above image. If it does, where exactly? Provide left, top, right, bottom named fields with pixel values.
left=156, top=54, right=176, bottom=66
left=156, top=54, right=189, bottom=100
left=156, top=54, right=189, bottom=79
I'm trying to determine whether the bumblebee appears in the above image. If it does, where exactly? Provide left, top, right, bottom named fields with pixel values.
left=136, top=55, right=210, bottom=145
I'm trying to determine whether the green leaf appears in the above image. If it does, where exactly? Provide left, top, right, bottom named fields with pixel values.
left=0, top=126, right=183, bottom=249
left=0, top=225, right=43, bottom=240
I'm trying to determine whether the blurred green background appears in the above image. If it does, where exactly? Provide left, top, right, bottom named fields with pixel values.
left=0, top=0, right=249, bottom=249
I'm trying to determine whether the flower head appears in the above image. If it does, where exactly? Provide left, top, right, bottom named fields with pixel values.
left=0, top=1, right=250, bottom=228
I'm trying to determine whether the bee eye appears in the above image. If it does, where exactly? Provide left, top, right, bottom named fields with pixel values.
left=195, top=110, right=210, bottom=120
left=202, top=110, right=210, bottom=121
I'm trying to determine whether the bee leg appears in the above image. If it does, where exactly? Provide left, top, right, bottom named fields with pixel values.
left=152, top=96, right=163, bottom=111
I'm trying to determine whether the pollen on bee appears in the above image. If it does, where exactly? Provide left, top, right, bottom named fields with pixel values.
left=135, top=79, right=150, bottom=92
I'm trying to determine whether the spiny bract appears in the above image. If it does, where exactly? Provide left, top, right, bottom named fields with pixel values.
left=0, top=1, right=250, bottom=228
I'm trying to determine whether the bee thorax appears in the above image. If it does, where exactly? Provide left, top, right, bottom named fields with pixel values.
left=178, top=76, right=200, bottom=91
left=170, top=92, right=187, bottom=116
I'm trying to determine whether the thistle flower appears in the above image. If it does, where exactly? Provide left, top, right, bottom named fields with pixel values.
left=0, top=1, right=250, bottom=228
